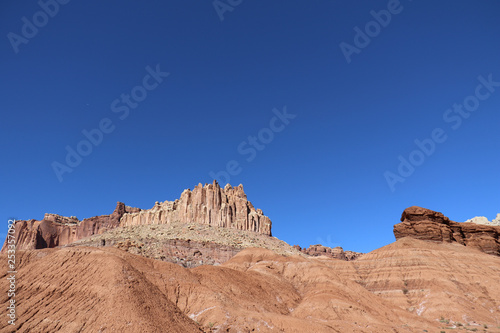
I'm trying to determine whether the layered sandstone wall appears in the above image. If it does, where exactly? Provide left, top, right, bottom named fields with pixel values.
left=2, top=181, right=272, bottom=251
left=2, top=202, right=134, bottom=251
left=120, top=181, right=272, bottom=236
left=394, top=206, right=500, bottom=256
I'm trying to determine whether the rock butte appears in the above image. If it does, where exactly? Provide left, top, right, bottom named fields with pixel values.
left=2, top=181, right=365, bottom=267
left=120, top=181, right=271, bottom=235
left=394, top=206, right=500, bottom=256
left=2, top=181, right=271, bottom=252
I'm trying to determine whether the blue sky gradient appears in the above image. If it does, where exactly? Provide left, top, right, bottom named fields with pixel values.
left=1, top=0, right=499, bottom=252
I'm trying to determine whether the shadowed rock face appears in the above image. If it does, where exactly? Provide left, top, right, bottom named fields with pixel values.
left=2, top=202, right=135, bottom=252
left=2, top=181, right=272, bottom=252
left=394, top=206, right=500, bottom=256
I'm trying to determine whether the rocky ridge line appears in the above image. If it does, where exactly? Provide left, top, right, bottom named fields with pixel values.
left=120, top=180, right=271, bottom=235
left=393, top=206, right=500, bottom=256
left=293, top=244, right=363, bottom=261
left=1, top=181, right=271, bottom=252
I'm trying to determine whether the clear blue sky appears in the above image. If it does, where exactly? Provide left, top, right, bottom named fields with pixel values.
left=1, top=1, right=499, bottom=253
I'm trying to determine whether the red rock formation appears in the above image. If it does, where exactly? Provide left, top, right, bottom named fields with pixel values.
left=293, top=244, right=363, bottom=260
left=2, top=181, right=272, bottom=251
left=120, top=181, right=272, bottom=235
left=1, top=202, right=134, bottom=252
left=394, top=206, right=500, bottom=256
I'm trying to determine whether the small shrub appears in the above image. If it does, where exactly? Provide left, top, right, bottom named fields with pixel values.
left=402, top=288, right=409, bottom=295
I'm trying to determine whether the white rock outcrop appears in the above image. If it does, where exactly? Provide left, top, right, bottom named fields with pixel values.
left=466, top=214, right=500, bottom=226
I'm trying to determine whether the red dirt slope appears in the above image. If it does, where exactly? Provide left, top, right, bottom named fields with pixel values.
left=1, top=238, right=500, bottom=332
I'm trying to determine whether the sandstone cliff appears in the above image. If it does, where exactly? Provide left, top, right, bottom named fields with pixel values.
left=393, top=206, right=500, bottom=256
left=120, top=181, right=272, bottom=236
left=2, top=181, right=271, bottom=252
left=2, top=202, right=136, bottom=251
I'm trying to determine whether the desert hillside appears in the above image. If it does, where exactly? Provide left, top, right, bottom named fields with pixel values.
left=2, top=185, right=500, bottom=332
left=1, top=237, right=500, bottom=332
